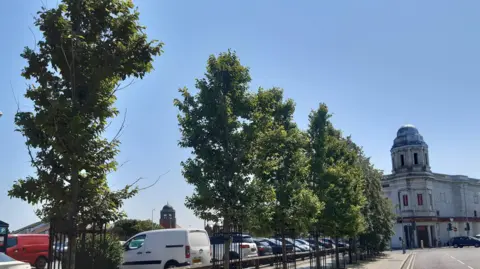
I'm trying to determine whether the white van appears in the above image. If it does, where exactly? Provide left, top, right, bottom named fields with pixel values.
left=121, top=228, right=211, bottom=269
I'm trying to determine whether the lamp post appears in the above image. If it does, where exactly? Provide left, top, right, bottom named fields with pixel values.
left=151, top=208, right=156, bottom=230
left=463, top=184, right=469, bottom=236
left=396, top=204, right=406, bottom=254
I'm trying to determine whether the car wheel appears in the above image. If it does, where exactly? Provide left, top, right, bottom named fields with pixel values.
left=475, top=243, right=480, bottom=248
left=35, top=256, right=48, bottom=269
left=460, top=245, right=464, bottom=248
left=164, top=261, right=178, bottom=268
left=453, top=244, right=459, bottom=248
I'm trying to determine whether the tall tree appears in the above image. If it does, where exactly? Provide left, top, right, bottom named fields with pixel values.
left=9, top=1, right=162, bottom=268
left=251, top=88, right=323, bottom=267
left=174, top=51, right=269, bottom=269
left=308, top=104, right=366, bottom=268
left=356, top=151, right=395, bottom=253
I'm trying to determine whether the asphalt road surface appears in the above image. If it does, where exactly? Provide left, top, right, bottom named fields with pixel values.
left=413, top=247, right=480, bottom=269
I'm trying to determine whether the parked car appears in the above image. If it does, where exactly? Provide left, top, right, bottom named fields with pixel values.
left=0, top=253, right=30, bottom=269
left=5, top=234, right=49, bottom=269
left=304, top=238, right=333, bottom=252
left=319, top=238, right=336, bottom=249
left=322, top=238, right=349, bottom=249
left=253, top=239, right=273, bottom=257
left=210, top=234, right=258, bottom=261
left=54, top=242, right=68, bottom=261
left=280, top=238, right=310, bottom=252
left=121, top=228, right=211, bottom=269
left=253, top=239, right=274, bottom=265
left=261, top=239, right=294, bottom=255
left=450, top=236, right=480, bottom=248
left=475, top=234, right=480, bottom=239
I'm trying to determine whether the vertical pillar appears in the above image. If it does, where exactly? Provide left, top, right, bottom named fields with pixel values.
left=427, top=225, right=432, bottom=248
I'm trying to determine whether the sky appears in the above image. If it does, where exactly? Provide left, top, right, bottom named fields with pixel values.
left=1, top=0, right=480, bottom=230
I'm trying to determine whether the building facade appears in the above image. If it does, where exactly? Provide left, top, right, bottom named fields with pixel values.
left=382, top=125, right=480, bottom=249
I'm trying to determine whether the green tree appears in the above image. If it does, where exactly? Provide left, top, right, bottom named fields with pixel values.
left=111, top=219, right=162, bottom=240
left=356, top=152, right=395, bottom=253
left=308, top=104, right=366, bottom=268
left=250, top=88, right=322, bottom=242
left=8, top=1, right=162, bottom=268
left=174, top=51, right=268, bottom=269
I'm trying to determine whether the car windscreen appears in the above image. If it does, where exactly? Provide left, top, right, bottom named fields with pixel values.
left=0, top=253, right=16, bottom=262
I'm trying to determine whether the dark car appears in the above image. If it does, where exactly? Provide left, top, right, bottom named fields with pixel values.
left=253, top=239, right=273, bottom=256
left=451, top=236, right=480, bottom=248
left=258, top=238, right=294, bottom=255
left=305, top=239, right=333, bottom=250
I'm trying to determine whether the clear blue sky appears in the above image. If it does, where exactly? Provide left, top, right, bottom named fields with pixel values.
left=1, top=0, right=480, bottom=230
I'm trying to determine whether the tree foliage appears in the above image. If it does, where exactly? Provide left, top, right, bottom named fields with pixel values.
left=9, top=0, right=162, bottom=267
left=356, top=152, right=395, bottom=251
left=111, top=219, right=162, bottom=240
left=250, top=88, right=322, bottom=235
left=174, top=50, right=264, bottom=228
left=308, top=104, right=366, bottom=238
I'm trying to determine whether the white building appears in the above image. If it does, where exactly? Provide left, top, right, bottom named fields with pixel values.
left=382, top=125, right=480, bottom=249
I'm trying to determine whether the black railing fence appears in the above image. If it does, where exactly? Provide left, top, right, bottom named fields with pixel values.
left=47, top=220, right=111, bottom=269
left=209, top=227, right=384, bottom=269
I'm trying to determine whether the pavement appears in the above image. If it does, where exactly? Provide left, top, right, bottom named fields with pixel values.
left=346, top=250, right=412, bottom=269
left=412, top=247, right=480, bottom=269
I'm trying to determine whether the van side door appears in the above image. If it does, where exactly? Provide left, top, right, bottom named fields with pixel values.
left=122, top=234, right=162, bottom=269
left=122, top=234, right=148, bottom=269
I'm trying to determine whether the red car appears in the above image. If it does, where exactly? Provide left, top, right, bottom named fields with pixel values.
left=5, top=234, right=49, bottom=269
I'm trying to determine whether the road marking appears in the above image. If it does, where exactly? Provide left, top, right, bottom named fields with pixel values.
left=468, top=266, right=473, bottom=269
left=405, top=253, right=416, bottom=269
left=458, top=260, right=465, bottom=264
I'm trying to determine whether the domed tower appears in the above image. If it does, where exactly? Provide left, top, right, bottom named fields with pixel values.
left=160, top=203, right=176, bottom=229
left=391, top=124, right=431, bottom=174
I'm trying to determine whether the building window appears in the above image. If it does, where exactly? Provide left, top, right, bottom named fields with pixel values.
left=414, top=153, right=418, bottom=165
left=475, top=194, right=479, bottom=204
left=425, top=153, right=429, bottom=165
left=417, top=194, right=423, bottom=206
left=474, top=210, right=477, bottom=217
left=436, top=210, right=440, bottom=216
left=400, top=155, right=405, bottom=166
left=403, top=195, right=409, bottom=206
left=440, top=192, right=446, bottom=202
left=429, top=193, right=433, bottom=208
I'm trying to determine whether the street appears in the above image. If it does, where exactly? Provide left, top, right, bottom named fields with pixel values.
left=413, top=248, right=480, bottom=269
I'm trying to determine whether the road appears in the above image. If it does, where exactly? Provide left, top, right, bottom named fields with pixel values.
left=413, top=247, right=480, bottom=269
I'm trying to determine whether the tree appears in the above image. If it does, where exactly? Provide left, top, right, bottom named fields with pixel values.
left=356, top=152, right=395, bottom=253
left=308, top=104, right=366, bottom=268
left=174, top=51, right=267, bottom=269
left=111, top=219, right=162, bottom=240
left=8, top=1, right=162, bottom=268
left=250, top=88, right=322, bottom=242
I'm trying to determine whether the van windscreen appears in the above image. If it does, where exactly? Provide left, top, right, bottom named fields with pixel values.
left=189, top=231, right=210, bottom=247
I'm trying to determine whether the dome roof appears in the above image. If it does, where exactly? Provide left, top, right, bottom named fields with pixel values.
left=392, top=124, right=427, bottom=150
left=162, top=203, right=174, bottom=212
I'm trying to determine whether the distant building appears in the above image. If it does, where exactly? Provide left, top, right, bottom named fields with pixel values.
left=160, top=203, right=181, bottom=229
left=382, top=125, right=480, bottom=249
left=14, top=221, right=49, bottom=234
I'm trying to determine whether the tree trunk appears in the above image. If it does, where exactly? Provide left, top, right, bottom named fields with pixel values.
left=65, top=168, right=80, bottom=269
left=315, top=236, right=320, bottom=269
left=223, top=219, right=230, bottom=269
left=335, top=237, right=340, bottom=269
left=348, top=238, right=353, bottom=264
left=281, top=229, right=287, bottom=269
